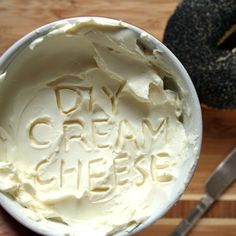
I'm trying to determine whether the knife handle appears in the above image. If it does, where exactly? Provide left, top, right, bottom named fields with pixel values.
left=170, top=194, right=215, bottom=236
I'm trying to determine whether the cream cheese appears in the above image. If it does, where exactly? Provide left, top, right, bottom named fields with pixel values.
left=0, top=19, right=196, bottom=235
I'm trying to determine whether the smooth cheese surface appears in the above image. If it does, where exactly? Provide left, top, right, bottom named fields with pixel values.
left=0, top=20, right=196, bottom=236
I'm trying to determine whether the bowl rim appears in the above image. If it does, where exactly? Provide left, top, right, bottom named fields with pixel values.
left=0, top=16, right=202, bottom=236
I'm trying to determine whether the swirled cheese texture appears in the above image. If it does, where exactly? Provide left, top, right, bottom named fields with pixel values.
left=0, top=20, right=196, bottom=235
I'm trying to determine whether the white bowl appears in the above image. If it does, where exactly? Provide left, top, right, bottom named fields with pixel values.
left=0, top=17, right=202, bottom=236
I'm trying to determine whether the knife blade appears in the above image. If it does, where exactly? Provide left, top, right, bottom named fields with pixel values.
left=170, top=147, right=236, bottom=236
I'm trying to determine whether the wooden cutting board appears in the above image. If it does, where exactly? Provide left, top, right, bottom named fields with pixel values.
left=0, top=0, right=235, bottom=235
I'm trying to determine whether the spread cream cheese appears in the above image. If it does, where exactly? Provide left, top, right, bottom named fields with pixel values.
left=0, top=19, right=196, bottom=235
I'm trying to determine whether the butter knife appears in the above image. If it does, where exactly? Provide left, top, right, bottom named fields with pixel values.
left=170, top=147, right=236, bottom=236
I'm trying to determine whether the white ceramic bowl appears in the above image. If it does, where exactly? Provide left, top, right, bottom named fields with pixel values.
left=0, top=17, right=202, bottom=236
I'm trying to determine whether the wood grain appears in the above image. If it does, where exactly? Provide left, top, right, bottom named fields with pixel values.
left=0, top=0, right=236, bottom=235
left=137, top=219, right=236, bottom=236
left=0, top=0, right=178, bottom=54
